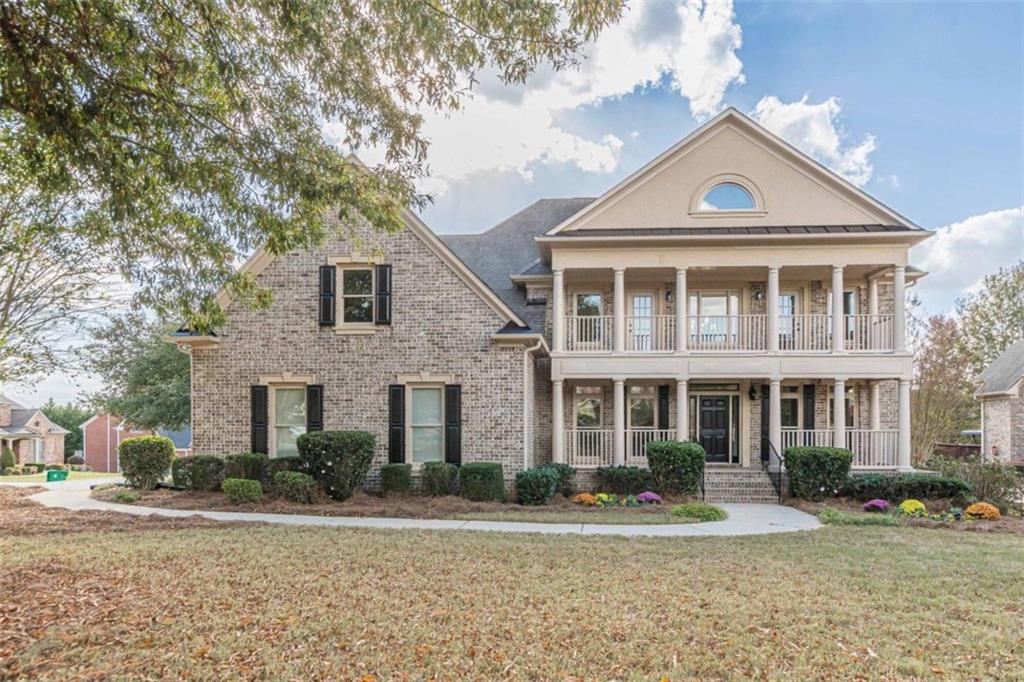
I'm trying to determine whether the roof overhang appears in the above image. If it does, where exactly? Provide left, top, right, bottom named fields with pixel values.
left=165, top=334, right=221, bottom=349
left=491, top=332, right=549, bottom=354
left=976, top=377, right=1022, bottom=400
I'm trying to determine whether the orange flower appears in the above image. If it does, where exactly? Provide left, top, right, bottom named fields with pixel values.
left=570, top=492, right=598, bottom=506
left=965, top=502, right=1000, bottom=520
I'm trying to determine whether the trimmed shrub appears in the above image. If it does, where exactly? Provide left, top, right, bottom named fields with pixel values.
left=785, top=447, right=853, bottom=501
left=841, top=472, right=970, bottom=501
left=223, top=478, right=263, bottom=504
left=119, top=436, right=174, bottom=490
left=26, top=462, right=46, bottom=473
left=297, top=431, right=375, bottom=501
left=379, top=463, right=413, bottom=494
left=515, top=467, right=559, bottom=505
left=647, top=441, right=705, bottom=495
left=459, top=462, right=505, bottom=502
left=224, top=453, right=268, bottom=482
left=67, top=454, right=85, bottom=465
left=965, top=501, right=1001, bottom=520
left=265, top=455, right=305, bottom=483
left=930, top=457, right=1021, bottom=505
left=596, top=466, right=654, bottom=495
left=171, top=455, right=225, bottom=491
left=670, top=502, right=727, bottom=522
left=0, top=447, right=14, bottom=470
left=2, top=466, right=21, bottom=476
left=537, top=463, right=575, bottom=497
left=421, top=461, right=458, bottom=496
left=44, top=464, right=67, bottom=471
left=113, top=490, right=139, bottom=504
left=273, top=471, right=318, bottom=504
left=820, top=507, right=899, bottom=526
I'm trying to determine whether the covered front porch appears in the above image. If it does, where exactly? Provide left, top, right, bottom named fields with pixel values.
left=551, top=377, right=910, bottom=471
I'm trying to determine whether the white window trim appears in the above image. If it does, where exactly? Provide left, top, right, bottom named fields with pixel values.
left=627, top=385, right=658, bottom=430
left=269, top=383, right=307, bottom=459
left=687, top=174, right=767, bottom=218
left=405, top=382, right=445, bottom=465
left=337, top=264, right=376, bottom=332
left=573, top=291, right=604, bottom=316
left=780, top=384, right=803, bottom=430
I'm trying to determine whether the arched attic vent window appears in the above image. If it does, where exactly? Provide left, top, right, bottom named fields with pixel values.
left=699, top=182, right=756, bottom=211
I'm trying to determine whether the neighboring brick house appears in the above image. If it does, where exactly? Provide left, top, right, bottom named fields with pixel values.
left=0, top=394, right=68, bottom=466
left=171, top=109, right=931, bottom=499
left=80, top=414, right=191, bottom=472
left=976, top=339, right=1024, bottom=463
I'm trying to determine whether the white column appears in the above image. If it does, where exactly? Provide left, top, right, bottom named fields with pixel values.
left=675, top=267, right=687, bottom=352
left=677, top=379, right=689, bottom=440
left=833, top=378, right=847, bottom=450
left=613, top=268, right=625, bottom=353
left=552, top=380, right=565, bottom=464
left=893, top=265, right=907, bottom=352
left=868, top=278, right=879, bottom=316
left=769, top=379, right=782, bottom=457
left=898, top=379, right=912, bottom=470
left=613, top=379, right=625, bottom=465
left=869, top=381, right=881, bottom=431
left=767, top=266, right=780, bottom=352
left=831, top=265, right=845, bottom=353
left=552, top=270, right=565, bottom=352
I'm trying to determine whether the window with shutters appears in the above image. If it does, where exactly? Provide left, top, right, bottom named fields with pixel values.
left=408, top=385, right=444, bottom=463
left=780, top=385, right=802, bottom=429
left=340, top=266, right=374, bottom=325
left=271, top=386, right=306, bottom=457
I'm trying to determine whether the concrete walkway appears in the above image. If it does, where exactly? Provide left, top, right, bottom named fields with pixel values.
left=16, top=477, right=821, bottom=538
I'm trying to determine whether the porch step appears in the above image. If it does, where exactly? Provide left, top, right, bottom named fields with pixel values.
left=703, top=467, right=780, bottom=504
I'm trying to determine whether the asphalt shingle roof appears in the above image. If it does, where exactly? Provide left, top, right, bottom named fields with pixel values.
left=978, top=338, right=1024, bottom=395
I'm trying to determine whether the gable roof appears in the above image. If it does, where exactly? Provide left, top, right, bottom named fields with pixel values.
left=0, top=394, right=26, bottom=409
left=978, top=338, right=1024, bottom=397
left=441, top=198, right=594, bottom=330
left=0, top=408, right=69, bottom=437
left=547, top=107, right=924, bottom=236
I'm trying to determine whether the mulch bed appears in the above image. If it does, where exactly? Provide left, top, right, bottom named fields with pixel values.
left=786, top=495, right=1024, bottom=535
left=0, top=486, right=258, bottom=537
left=93, top=487, right=690, bottom=520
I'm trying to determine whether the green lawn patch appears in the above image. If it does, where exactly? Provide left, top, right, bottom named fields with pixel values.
left=819, top=507, right=900, bottom=526
left=452, top=510, right=696, bottom=525
left=0, top=471, right=117, bottom=483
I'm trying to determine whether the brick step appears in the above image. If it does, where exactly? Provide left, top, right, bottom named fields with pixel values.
left=703, top=468, right=780, bottom=503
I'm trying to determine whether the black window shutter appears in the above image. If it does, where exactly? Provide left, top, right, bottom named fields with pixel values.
left=306, top=385, right=323, bottom=433
left=803, top=384, right=816, bottom=433
left=657, top=385, right=670, bottom=431
left=445, top=384, right=462, bottom=465
left=374, top=264, right=392, bottom=325
left=251, top=385, right=269, bottom=454
left=388, top=384, right=405, bottom=463
left=760, top=383, right=770, bottom=463
left=319, top=265, right=336, bottom=326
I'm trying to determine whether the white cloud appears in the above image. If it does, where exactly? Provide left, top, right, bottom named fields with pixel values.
left=346, top=0, right=745, bottom=195
left=911, top=207, right=1024, bottom=313
left=751, top=95, right=876, bottom=186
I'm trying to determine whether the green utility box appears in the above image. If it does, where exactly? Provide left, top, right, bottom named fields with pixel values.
left=46, top=469, right=68, bottom=482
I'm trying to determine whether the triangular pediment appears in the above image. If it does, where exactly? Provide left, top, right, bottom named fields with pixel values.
left=549, top=109, right=917, bottom=234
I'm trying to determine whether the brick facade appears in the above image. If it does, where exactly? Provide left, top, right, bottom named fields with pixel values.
left=981, top=396, right=1021, bottom=463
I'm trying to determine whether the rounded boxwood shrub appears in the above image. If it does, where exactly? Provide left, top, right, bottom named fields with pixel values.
left=379, top=463, right=413, bottom=494
left=537, top=463, right=575, bottom=497
left=224, top=453, right=268, bottom=482
left=273, top=471, right=318, bottom=503
left=223, top=477, right=262, bottom=504
left=119, top=435, right=175, bottom=490
left=297, top=430, right=375, bottom=501
left=459, top=462, right=505, bottom=502
left=785, top=446, right=853, bottom=501
left=596, top=465, right=653, bottom=495
left=67, top=454, right=85, bottom=466
left=171, top=455, right=225, bottom=491
left=515, top=466, right=558, bottom=505
left=264, top=455, right=305, bottom=484
left=421, top=461, right=458, bottom=496
left=0, top=447, right=14, bottom=470
left=647, top=440, right=705, bottom=495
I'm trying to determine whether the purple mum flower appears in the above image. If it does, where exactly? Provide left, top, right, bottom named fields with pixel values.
left=863, top=498, right=891, bottom=513
left=637, top=491, right=662, bottom=504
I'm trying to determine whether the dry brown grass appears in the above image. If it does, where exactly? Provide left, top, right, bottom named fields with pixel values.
left=2, top=494, right=1022, bottom=680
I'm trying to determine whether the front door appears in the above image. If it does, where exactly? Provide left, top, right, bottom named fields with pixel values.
left=699, top=397, right=729, bottom=463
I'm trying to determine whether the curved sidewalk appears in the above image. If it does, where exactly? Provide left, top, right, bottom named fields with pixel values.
left=21, top=478, right=821, bottom=538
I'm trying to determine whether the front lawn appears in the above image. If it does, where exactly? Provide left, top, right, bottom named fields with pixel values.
left=451, top=510, right=696, bottom=525
left=2, top=489, right=1022, bottom=679
left=0, top=470, right=118, bottom=483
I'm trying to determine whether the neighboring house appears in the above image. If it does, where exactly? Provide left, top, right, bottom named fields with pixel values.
left=157, top=427, right=193, bottom=457
left=0, top=394, right=68, bottom=465
left=976, top=339, right=1024, bottom=463
left=170, top=109, right=930, bottom=496
left=80, top=414, right=154, bottom=472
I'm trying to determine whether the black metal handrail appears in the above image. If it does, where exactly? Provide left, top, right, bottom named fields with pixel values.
left=699, top=465, right=706, bottom=501
left=761, top=438, right=786, bottom=503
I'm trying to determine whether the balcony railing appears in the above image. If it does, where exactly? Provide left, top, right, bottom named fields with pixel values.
left=566, top=429, right=676, bottom=468
left=626, top=315, right=675, bottom=351
left=844, top=314, right=895, bottom=352
left=626, top=429, right=676, bottom=466
left=778, top=315, right=831, bottom=351
left=689, top=315, right=766, bottom=351
left=781, top=429, right=899, bottom=468
left=565, top=315, right=613, bottom=352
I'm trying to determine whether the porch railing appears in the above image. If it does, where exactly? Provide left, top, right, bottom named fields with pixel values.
left=689, top=315, right=766, bottom=351
left=626, top=429, right=676, bottom=466
left=565, top=315, right=613, bottom=352
left=779, top=429, right=899, bottom=468
left=778, top=314, right=831, bottom=351
left=626, top=315, right=675, bottom=352
left=844, top=314, right=895, bottom=352
left=566, top=429, right=614, bottom=468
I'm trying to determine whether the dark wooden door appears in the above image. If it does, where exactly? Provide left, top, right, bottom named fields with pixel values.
left=700, top=397, right=729, bottom=463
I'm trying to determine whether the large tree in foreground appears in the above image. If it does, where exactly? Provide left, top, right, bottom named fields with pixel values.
left=0, top=0, right=622, bottom=332
left=83, top=313, right=191, bottom=430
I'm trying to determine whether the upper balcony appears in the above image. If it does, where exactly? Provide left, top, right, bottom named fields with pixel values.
left=552, top=263, right=909, bottom=356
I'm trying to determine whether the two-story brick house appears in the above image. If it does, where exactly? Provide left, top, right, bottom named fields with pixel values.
left=171, top=109, right=930, bottom=498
